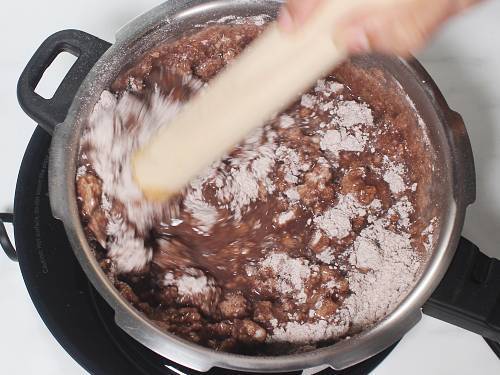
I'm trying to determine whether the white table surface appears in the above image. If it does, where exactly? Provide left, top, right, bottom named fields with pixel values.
left=1, top=1, right=500, bottom=374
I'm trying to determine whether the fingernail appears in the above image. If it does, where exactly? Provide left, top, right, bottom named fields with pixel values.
left=278, top=7, right=294, bottom=32
left=346, top=29, right=371, bottom=54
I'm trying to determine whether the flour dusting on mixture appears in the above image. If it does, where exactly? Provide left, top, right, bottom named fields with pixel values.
left=80, top=88, right=185, bottom=272
left=76, top=19, right=438, bottom=355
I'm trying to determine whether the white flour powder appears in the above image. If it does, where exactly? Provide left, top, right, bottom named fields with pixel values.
left=319, top=99, right=374, bottom=157
left=314, top=194, right=381, bottom=239
left=315, top=79, right=344, bottom=97
left=335, top=100, right=374, bottom=128
left=164, top=269, right=215, bottom=297
left=343, top=219, right=420, bottom=330
left=320, top=128, right=366, bottom=156
left=383, top=157, right=407, bottom=194
left=83, top=88, right=186, bottom=272
left=184, top=172, right=219, bottom=234
left=81, top=51, right=434, bottom=348
left=261, top=252, right=316, bottom=304
left=270, top=318, right=349, bottom=344
left=214, top=128, right=277, bottom=220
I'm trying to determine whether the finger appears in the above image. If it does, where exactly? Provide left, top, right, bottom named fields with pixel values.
left=365, top=2, right=450, bottom=56
left=278, top=0, right=324, bottom=32
left=340, top=16, right=425, bottom=57
left=333, top=7, right=373, bottom=54
left=340, top=27, right=372, bottom=54
left=338, top=0, right=452, bottom=57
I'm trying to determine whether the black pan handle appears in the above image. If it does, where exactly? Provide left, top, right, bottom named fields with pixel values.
left=17, top=29, right=111, bottom=134
left=0, top=213, right=16, bottom=262
left=423, top=237, right=500, bottom=343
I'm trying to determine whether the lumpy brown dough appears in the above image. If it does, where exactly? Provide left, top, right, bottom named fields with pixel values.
left=77, top=21, right=436, bottom=355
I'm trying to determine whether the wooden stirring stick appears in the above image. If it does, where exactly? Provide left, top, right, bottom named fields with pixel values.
left=133, top=0, right=384, bottom=201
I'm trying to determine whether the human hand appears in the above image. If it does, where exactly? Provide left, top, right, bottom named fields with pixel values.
left=278, top=0, right=481, bottom=56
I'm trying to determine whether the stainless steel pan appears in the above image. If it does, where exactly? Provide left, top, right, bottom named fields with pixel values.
left=10, top=0, right=500, bottom=373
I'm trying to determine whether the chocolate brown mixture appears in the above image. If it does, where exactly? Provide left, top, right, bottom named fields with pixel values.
left=76, top=20, right=437, bottom=355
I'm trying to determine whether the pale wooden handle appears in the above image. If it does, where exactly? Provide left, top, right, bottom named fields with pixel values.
left=133, top=0, right=373, bottom=201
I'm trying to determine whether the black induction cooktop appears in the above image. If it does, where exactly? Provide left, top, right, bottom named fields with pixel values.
left=3, top=125, right=500, bottom=374
left=1, top=127, right=399, bottom=375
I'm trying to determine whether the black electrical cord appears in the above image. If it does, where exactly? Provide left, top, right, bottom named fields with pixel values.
left=0, top=213, right=16, bottom=261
